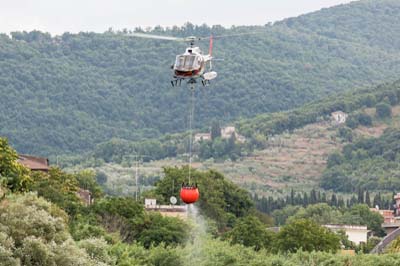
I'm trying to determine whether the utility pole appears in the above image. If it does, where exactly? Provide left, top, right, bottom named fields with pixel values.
left=135, top=157, right=139, bottom=201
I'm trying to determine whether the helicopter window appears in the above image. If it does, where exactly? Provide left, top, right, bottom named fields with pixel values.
left=175, top=55, right=200, bottom=70
left=184, top=55, right=196, bottom=68
left=192, top=56, right=201, bottom=68
left=175, top=56, right=185, bottom=68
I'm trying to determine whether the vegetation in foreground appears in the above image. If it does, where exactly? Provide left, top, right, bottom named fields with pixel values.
left=2, top=137, right=400, bottom=265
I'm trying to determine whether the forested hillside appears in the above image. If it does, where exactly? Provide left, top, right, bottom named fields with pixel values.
left=1, top=0, right=400, bottom=156
left=78, top=79, right=400, bottom=200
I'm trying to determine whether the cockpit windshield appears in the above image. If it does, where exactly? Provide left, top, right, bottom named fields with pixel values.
left=175, top=55, right=201, bottom=71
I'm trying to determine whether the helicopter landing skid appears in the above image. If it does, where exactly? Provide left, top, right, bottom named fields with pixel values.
left=170, top=78, right=209, bottom=87
left=201, top=79, right=210, bottom=86
left=171, top=79, right=184, bottom=87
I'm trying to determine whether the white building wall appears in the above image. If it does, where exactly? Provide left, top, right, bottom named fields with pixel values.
left=324, top=225, right=368, bottom=245
left=346, top=229, right=368, bottom=245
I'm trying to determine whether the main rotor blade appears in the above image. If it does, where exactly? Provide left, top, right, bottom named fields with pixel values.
left=129, top=32, right=184, bottom=41
left=202, top=31, right=266, bottom=40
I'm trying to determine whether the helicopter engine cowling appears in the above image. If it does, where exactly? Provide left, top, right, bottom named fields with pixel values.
left=203, top=71, right=217, bottom=81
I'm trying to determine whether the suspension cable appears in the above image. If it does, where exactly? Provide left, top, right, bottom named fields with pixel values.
left=188, top=84, right=195, bottom=185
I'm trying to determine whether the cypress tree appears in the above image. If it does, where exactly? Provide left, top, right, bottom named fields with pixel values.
left=290, top=189, right=295, bottom=205
left=322, top=192, right=327, bottom=203
left=350, top=195, right=357, bottom=207
left=310, top=189, right=317, bottom=204
left=365, top=190, right=371, bottom=207
left=357, top=187, right=364, bottom=204
left=303, top=192, right=309, bottom=206
left=338, top=196, right=345, bottom=208
left=330, top=194, right=338, bottom=207
left=211, top=120, right=221, bottom=140
left=373, top=192, right=382, bottom=208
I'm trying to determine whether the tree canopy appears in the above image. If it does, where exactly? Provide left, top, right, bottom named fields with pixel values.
left=2, top=0, right=400, bottom=156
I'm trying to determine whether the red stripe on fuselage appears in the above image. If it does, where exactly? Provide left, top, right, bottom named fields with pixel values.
left=174, top=69, right=200, bottom=77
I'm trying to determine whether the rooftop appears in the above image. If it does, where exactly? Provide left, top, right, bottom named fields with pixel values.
left=18, top=154, right=50, bottom=171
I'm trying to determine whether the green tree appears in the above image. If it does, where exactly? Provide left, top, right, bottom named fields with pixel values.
left=92, top=197, right=145, bottom=242
left=0, top=138, right=32, bottom=192
left=357, top=113, right=373, bottom=126
left=76, top=169, right=103, bottom=199
left=30, top=168, right=82, bottom=215
left=327, top=152, right=344, bottom=168
left=210, top=121, right=221, bottom=140
left=340, top=204, right=384, bottom=236
left=338, top=127, right=353, bottom=142
left=376, top=102, right=392, bottom=118
left=95, top=171, right=108, bottom=185
left=276, top=219, right=340, bottom=252
left=226, top=215, right=274, bottom=251
left=136, top=213, right=189, bottom=248
left=345, top=116, right=359, bottom=129
left=155, top=167, right=253, bottom=230
left=0, top=193, right=104, bottom=266
left=287, top=203, right=342, bottom=225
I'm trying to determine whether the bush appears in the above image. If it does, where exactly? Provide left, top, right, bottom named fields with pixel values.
left=357, top=113, right=373, bottom=126
left=338, top=127, right=353, bottom=142
left=376, top=102, right=392, bottom=118
left=0, top=193, right=106, bottom=266
left=78, top=238, right=114, bottom=265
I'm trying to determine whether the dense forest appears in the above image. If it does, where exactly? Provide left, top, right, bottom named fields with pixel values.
left=1, top=0, right=400, bottom=156
left=322, top=128, right=400, bottom=192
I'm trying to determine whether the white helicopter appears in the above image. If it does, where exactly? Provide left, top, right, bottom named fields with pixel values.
left=129, top=33, right=218, bottom=86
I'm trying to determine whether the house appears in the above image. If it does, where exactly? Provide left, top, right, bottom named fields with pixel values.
left=221, top=126, right=236, bottom=139
left=144, top=198, right=187, bottom=220
left=77, top=188, right=93, bottom=206
left=381, top=193, right=400, bottom=234
left=324, top=224, right=369, bottom=245
left=18, top=154, right=50, bottom=172
left=371, top=208, right=395, bottom=224
left=145, top=198, right=157, bottom=208
left=194, top=133, right=212, bottom=143
left=220, top=126, right=246, bottom=143
left=331, top=111, right=348, bottom=124
left=235, top=134, right=247, bottom=144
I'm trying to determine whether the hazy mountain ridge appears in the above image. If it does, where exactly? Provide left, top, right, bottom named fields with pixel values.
left=279, top=0, right=400, bottom=51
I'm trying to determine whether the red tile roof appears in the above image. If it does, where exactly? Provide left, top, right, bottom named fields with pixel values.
left=18, top=154, right=50, bottom=171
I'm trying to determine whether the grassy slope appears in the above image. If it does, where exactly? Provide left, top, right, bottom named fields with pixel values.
left=68, top=105, right=400, bottom=197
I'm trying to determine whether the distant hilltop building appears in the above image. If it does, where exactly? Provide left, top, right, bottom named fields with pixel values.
left=18, top=154, right=50, bottom=172
left=331, top=111, right=348, bottom=125
left=194, top=133, right=211, bottom=142
left=144, top=198, right=187, bottom=220
left=195, top=126, right=246, bottom=143
left=221, top=126, right=246, bottom=143
left=221, top=126, right=236, bottom=139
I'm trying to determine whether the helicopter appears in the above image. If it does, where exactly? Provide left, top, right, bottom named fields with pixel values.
left=129, top=33, right=218, bottom=87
